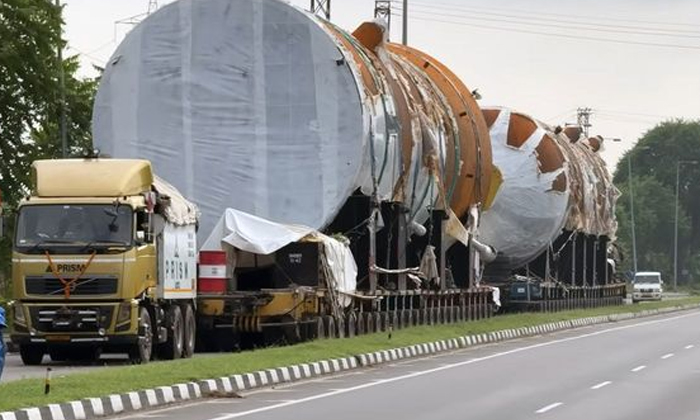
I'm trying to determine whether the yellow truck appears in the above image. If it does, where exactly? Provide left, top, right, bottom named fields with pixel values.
left=9, top=158, right=198, bottom=364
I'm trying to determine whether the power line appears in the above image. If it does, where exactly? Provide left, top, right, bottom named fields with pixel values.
left=391, top=6, right=700, bottom=40
left=397, top=0, right=700, bottom=31
left=390, top=12, right=700, bottom=51
left=594, top=109, right=679, bottom=120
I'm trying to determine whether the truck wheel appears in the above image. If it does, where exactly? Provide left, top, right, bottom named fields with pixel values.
left=160, top=305, right=184, bottom=360
left=129, top=307, right=154, bottom=364
left=182, top=304, right=196, bottom=358
left=20, top=344, right=45, bottom=366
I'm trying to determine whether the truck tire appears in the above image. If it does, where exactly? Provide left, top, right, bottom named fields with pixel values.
left=159, top=305, right=184, bottom=360
left=182, top=304, right=196, bottom=358
left=129, top=307, right=154, bottom=364
left=20, top=344, right=44, bottom=366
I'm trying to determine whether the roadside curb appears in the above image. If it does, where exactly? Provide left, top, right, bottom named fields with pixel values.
left=2, top=303, right=699, bottom=420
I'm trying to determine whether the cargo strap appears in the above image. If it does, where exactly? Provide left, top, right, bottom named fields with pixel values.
left=45, top=251, right=97, bottom=299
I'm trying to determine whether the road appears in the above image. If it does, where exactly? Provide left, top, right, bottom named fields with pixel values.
left=103, top=308, right=700, bottom=420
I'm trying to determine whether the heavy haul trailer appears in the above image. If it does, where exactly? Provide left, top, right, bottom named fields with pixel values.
left=88, top=0, right=622, bottom=343
left=191, top=206, right=497, bottom=346
left=479, top=108, right=625, bottom=311
left=92, top=0, right=500, bottom=344
left=9, top=159, right=199, bottom=365
left=194, top=221, right=496, bottom=348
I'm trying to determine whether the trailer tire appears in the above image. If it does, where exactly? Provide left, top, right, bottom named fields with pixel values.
left=160, top=305, right=184, bottom=360
left=20, top=344, right=44, bottom=366
left=336, top=316, right=345, bottom=339
left=347, top=313, right=356, bottom=338
left=129, top=307, right=154, bottom=364
left=317, top=317, right=326, bottom=340
left=182, top=304, right=196, bottom=358
left=324, top=316, right=336, bottom=338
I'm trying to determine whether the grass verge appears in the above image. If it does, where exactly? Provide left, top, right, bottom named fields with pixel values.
left=2, top=297, right=700, bottom=412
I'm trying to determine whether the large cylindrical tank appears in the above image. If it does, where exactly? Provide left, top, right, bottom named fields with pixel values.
left=479, top=107, right=617, bottom=270
left=92, top=0, right=491, bottom=243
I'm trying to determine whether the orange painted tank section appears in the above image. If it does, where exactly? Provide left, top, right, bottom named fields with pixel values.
left=387, top=43, right=493, bottom=215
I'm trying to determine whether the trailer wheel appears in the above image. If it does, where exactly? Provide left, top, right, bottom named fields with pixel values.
left=182, top=304, right=196, bottom=358
left=316, top=317, right=326, bottom=340
left=129, top=307, right=154, bottom=364
left=160, top=305, right=184, bottom=360
left=324, top=316, right=336, bottom=338
left=20, top=344, right=45, bottom=366
left=347, top=313, right=356, bottom=338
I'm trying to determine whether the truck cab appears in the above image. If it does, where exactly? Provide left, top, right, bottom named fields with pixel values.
left=9, top=159, right=198, bottom=365
left=632, top=271, right=663, bottom=303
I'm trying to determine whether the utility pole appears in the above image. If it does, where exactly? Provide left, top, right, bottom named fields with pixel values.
left=674, top=160, right=698, bottom=291
left=147, top=0, right=158, bottom=14
left=577, top=107, right=592, bottom=138
left=627, top=156, right=638, bottom=274
left=374, top=1, right=391, bottom=34
left=310, top=0, right=331, bottom=20
left=402, top=0, right=408, bottom=45
left=56, top=0, right=67, bottom=158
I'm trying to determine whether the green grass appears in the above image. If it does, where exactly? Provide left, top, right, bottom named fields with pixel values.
left=1, top=296, right=700, bottom=412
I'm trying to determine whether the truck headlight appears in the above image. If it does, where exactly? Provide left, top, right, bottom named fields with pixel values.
left=13, top=302, right=26, bottom=325
left=116, top=302, right=132, bottom=324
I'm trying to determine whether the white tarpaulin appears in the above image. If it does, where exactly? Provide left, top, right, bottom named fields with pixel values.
left=94, top=0, right=366, bottom=243
left=202, top=208, right=314, bottom=255
left=202, top=209, right=357, bottom=305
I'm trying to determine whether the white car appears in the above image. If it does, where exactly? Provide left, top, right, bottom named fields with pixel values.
left=632, top=271, right=663, bottom=303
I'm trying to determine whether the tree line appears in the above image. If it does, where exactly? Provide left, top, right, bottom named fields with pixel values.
left=0, top=0, right=96, bottom=293
left=613, top=120, right=700, bottom=286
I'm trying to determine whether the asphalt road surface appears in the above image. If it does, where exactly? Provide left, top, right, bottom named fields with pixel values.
left=101, top=309, right=700, bottom=420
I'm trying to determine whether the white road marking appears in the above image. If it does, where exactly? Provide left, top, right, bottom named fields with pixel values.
left=685, top=344, right=695, bottom=349
left=590, top=381, right=612, bottom=390
left=631, top=365, right=646, bottom=372
left=204, top=311, right=700, bottom=420
left=535, top=402, right=563, bottom=414
left=661, top=353, right=674, bottom=359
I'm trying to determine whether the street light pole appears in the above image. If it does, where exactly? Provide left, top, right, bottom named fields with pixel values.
left=628, top=155, right=638, bottom=274
left=674, top=160, right=698, bottom=291
left=56, top=0, right=67, bottom=158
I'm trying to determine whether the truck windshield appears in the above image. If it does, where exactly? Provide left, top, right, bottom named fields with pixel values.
left=634, top=274, right=661, bottom=283
left=15, top=204, right=133, bottom=253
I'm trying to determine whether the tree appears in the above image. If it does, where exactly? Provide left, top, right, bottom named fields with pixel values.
left=613, top=120, right=700, bottom=284
left=615, top=175, right=690, bottom=280
left=0, top=1, right=97, bottom=288
left=0, top=0, right=62, bottom=205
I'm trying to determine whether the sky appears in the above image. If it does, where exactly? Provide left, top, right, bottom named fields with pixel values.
left=61, top=0, right=700, bottom=173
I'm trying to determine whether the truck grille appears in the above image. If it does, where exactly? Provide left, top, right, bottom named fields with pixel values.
left=25, top=276, right=118, bottom=296
left=29, top=306, right=114, bottom=332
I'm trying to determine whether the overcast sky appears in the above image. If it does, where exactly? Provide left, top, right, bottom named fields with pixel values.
left=62, top=0, right=700, bottom=172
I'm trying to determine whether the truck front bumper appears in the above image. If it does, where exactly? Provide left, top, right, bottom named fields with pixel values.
left=10, top=333, right=139, bottom=347
left=632, top=292, right=662, bottom=302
